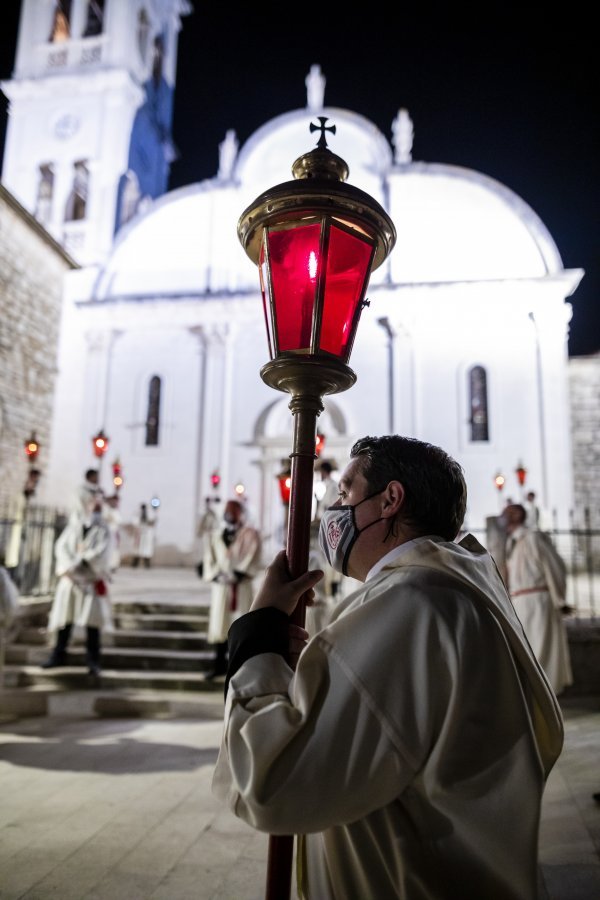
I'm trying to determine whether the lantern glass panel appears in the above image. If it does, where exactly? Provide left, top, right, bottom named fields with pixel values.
left=267, top=222, right=321, bottom=352
left=319, top=223, right=374, bottom=359
left=259, top=242, right=274, bottom=358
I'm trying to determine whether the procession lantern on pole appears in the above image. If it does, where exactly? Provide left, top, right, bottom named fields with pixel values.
left=238, top=117, right=396, bottom=900
left=234, top=481, right=246, bottom=498
left=24, top=431, right=40, bottom=463
left=315, top=431, right=326, bottom=458
left=112, top=457, right=123, bottom=491
left=515, top=461, right=527, bottom=488
left=209, top=469, right=221, bottom=504
left=92, top=429, right=109, bottom=459
left=276, top=461, right=292, bottom=506
left=494, top=472, right=505, bottom=492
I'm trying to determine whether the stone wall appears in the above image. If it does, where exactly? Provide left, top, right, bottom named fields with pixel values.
left=0, top=185, right=76, bottom=507
left=568, top=353, right=600, bottom=533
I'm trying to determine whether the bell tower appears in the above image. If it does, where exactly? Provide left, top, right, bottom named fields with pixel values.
left=1, top=0, right=191, bottom=266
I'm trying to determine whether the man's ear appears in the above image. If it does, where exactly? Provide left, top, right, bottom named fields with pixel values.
left=381, top=481, right=405, bottom=518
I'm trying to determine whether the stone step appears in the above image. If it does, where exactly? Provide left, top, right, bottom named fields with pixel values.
left=112, top=600, right=211, bottom=616
left=6, top=644, right=217, bottom=672
left=112, top=612, right=208, bottom=631
left=2, top=665, right=224, bottom=693
left=112, top=629, right=209, bottom=649
left=0, top=685, right=225, bottom=719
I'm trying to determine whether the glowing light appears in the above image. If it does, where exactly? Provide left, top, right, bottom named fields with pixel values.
left=494, top=472, right=505, bottom=491
left=234, top=482, right=245, bottom=496
left=308, top=250, right=318, bottom=279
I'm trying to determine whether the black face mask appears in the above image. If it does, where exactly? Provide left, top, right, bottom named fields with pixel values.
left=318, top=490, right=385, bottom=576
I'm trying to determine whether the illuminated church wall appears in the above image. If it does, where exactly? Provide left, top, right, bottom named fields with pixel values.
left=0, top=6, right=583, bottom=564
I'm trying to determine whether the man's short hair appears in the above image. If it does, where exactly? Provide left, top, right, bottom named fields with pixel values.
left=85, top=468, right=99, bottom=483
left=505, top=503, right=527, bottom=525
left=350, top=435, right=467, bottom=541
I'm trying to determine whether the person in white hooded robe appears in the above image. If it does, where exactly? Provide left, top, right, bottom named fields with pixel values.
left=203, top=499, right=261, bottom=679
left=42, top=487, right=111, bottom=676
left=504, top=502, right=573, bottom=695
left=213, top=435, right=564, bottom=900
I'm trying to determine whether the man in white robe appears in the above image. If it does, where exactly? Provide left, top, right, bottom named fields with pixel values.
left=42, top=489, right=111, bottom=676
left=131, top=503, right=156, bottom=567
left=212, top=435, right=564, bottom=900
left=504, top=502, right=573, bottom=695
left=203, top=499, right=261, bottom=679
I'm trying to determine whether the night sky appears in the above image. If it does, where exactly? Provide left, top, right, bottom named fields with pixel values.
left=1, top=4, right=597, bottom=357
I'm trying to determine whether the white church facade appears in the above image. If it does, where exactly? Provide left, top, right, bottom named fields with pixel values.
left=1, top=1, right=584, bottom=564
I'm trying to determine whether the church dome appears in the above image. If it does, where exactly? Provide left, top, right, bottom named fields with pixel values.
left=92, top=67, right=564, bottom=301
left=386, top=161, right=563, bottom=284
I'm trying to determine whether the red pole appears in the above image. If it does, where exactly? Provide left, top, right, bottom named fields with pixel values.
left=265, top=397, right=320, bottom=900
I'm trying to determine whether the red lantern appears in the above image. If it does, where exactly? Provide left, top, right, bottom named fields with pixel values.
left=92, top=429, right=109, bottom=458
left=515, top=462, right=527, bottom=487
left=494, top=472, right=505, bottom=492
left=277, top=471, right=292, bottom=505
left=210, top=470, right=221, bottom=490
left=276, top=460, right=292, bottom=505
left=24, top=432, right=40, bottom=462
left=315, top=432, right=326, bottom=457
left=238, top=117, right=395, bottom=398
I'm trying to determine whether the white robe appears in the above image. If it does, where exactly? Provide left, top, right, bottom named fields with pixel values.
left=133, top=514, right=156, bottom=559
left=506, top=525, right=573, bottom=694
left=203, top=524, right=261, bottom=644
left=213, top=535, right=563, bottom=900
left=47, top=512, right=112, bottom=633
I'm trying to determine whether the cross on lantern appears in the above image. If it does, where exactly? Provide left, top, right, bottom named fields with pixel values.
left=309, top=115, right=336, bottom=149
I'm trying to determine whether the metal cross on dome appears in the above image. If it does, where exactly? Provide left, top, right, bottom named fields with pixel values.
left=309, top=116, right=336, bottom=149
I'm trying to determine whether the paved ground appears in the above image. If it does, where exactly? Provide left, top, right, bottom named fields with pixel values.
left=0, top=566, right=598, bottom=899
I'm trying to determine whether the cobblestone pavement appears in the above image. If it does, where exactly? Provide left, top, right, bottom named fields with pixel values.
left=0, top=566, right=598, bottom=899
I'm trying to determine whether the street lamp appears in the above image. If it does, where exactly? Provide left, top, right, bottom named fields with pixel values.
left=238, top=117, right=396, bottom=900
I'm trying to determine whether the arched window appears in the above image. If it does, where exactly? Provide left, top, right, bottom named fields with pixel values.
left=83, top=0, right=105, bottom=37
left=64, top=160, right=89, bottom=221
left=35, top=164, right=55, bottom=227
left=468, top=365, right=489, bottom=442
left=49, top=1, right=72, bottom=42
left=145, top=376, right=161, bottom=446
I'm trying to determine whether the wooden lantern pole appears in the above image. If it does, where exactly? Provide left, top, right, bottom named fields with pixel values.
left=260, top=363, right=355, bottom=900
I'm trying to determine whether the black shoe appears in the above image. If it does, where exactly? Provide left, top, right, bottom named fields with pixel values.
left=87, top=662, right=102, bottom=677
left=41, top=652, right=67, bottom=669
left=204, top=667, right=226, bottom=681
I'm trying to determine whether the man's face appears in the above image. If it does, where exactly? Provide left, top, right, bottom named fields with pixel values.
left=224, top=501, right=241, bottom=525
left=336, top=459, right=380, bottom=524
left=504, top=504, right=525, bottom=533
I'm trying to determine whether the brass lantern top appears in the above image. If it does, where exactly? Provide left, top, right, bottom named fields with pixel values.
left=238, top=118, right=396, bottom=270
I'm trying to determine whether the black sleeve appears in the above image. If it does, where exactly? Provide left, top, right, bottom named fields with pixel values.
left=225, top=607, right=290, bottom=696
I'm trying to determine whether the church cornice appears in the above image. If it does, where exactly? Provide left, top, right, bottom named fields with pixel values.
left=1, top=69, right=144, bottom=104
